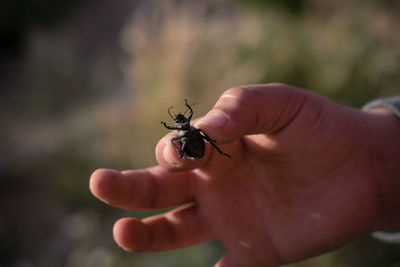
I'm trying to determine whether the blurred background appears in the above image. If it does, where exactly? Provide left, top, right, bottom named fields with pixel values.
left=1, top=0, right=400, bottom=266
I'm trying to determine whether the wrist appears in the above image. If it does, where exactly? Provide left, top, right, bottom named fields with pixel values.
left=364, top=108, right=400, bottom=230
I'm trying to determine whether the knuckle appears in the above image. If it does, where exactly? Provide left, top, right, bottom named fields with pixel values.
left=217, top=86, right=259, bottom=120
left=265, top=82, right=289, bottom=87
left=163, top=215, right=178, bottom=248
left=138, top=171, right=161, bottom=209
left=221, top=85, right=263, bottom=105
left=221, top=86, right=251, bottom=102
left=147, top=174, right=161, bottom=208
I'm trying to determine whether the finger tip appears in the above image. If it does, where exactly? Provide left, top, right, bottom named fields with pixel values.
left=89, top=168, right=120, bottom=200
left=113, top=218, right=149, bottom=252
left=155, top=136, right=188, bottom=171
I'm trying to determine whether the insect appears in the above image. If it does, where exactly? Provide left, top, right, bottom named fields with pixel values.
left=161, top=99, right=231, bottom=160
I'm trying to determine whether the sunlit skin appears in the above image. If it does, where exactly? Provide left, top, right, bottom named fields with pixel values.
left=90, top=84, right=400, bottom=267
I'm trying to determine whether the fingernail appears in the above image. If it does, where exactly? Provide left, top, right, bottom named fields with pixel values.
left=163, top=144, right=178, bottom=167
left=198, top=111, right=229, bottom=129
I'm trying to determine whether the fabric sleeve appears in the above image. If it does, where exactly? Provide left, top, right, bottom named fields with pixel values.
left=362, top=96, right=400, bottom=119
left=363, top=96, right=400, bottom=243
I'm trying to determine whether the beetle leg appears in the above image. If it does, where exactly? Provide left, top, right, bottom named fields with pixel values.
left=197, top=129, right=216, bottom=142
left=170, top=135, right=183, bottom=154
left=161, top=121, right=181, bottom=130
left=184, top=99, right=194, bottom=121
left=170, top=135, right=196, bottom=161
left=182, top=155, right=196, bottom=161
left=199, top=129, right=231, bottom=158
left=207, top=139, right=231, bottom=158
left=178, top=140, right=186, bottom=158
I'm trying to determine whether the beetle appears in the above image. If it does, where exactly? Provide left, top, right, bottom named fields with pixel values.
left=161, top=99, right=231, bottom=160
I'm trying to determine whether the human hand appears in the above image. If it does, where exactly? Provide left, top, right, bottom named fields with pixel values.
left=90, top=84, right=398, bottom=266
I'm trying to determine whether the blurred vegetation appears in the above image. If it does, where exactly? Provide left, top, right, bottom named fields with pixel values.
left=1, top=0, right=400, bottom=266
left=0, top=0, right=83, bottom=57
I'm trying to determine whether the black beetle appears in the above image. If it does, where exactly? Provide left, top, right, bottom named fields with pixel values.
left=161, top=99, right=231, bottom=160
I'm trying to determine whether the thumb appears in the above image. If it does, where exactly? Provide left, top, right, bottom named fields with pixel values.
left=195, top=83, right=309, bottom=144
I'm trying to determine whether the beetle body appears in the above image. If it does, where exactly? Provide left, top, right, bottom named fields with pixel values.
left=177, top=127, right=206, bottom=158
left=161, top=99, right=231, bottom=160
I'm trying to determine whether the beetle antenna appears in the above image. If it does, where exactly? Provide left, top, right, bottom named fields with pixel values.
left=168, top=106, right=175, bottom=120
left=184, top=102, right=196, bottom=115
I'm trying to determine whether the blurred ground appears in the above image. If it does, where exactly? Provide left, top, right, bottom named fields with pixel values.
left=1, top=0, right=400, bottom=266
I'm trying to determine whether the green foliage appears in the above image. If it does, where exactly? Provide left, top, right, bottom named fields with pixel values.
left=0, top=0, right=84, bottom=55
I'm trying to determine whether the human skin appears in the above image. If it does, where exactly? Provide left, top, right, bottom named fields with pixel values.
left=90, top=84, right=400, bottom=267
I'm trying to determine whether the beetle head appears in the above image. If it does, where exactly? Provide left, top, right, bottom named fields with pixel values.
left=174, top=113, right=188, bottom=124
left=168, top=106, right=189, bottom=125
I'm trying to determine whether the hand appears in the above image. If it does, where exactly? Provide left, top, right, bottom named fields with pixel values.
left=90, top=84, right=398, bottom=267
